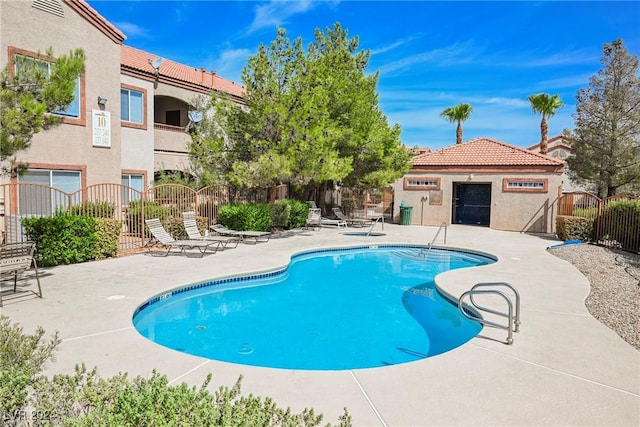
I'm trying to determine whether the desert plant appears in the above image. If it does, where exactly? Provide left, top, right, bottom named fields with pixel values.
left=556, top=215, right=594, bottom=241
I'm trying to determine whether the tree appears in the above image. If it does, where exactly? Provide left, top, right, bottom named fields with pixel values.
left=528, top=93, right=563, bottom=155
left=567, top=39, right=640, bottom=197
left=440, top=103, right=473, bottom=144
left=189, top=23, right=411, bottom=195
left=0, top=48, right=86, bottom=176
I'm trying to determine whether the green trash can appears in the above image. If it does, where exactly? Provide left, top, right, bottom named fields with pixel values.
left=400, top=206, right=413, bottom=225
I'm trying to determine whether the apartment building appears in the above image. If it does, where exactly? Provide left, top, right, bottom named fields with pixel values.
left=0, top=0, right=244, bottom=194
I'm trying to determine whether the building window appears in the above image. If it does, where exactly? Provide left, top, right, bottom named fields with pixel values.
left=10, top=47, right=85, bottom=125
left=121, top=173, right=144, bottom=204
left=404, top=177, right=441, bottom=190
left=120, top=84, right=146, bottom=129
left=503, top=178, right=548, bottom=193
left=18, top=169, right=81, bottom=214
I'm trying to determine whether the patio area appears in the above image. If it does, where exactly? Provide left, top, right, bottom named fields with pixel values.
left=1, top=224, right=638, bottom=426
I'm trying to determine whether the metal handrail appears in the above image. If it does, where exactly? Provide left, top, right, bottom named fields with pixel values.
left=366, top=215, right=385, bottom=236
left=459, top=289, right=515, bottom=344
left=423, top=221, right=447, bottom=260
left=469, top=282, right=521, bottom=332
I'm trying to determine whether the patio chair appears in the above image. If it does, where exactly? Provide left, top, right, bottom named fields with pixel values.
left=332, top=207, right=373, bottom=228
left=182, top=212, right=240, bottom=249
left=145, top=218, right=221, bottom=257
left=305, top=208, right=322, bottom=230
left=210, top=224, right=271, bottom=244
left=321, top=216, right=348, bottom=229
left=0, top=241, right=42, bottom=307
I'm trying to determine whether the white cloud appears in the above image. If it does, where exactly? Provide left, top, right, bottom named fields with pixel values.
left=206, top=47, right=253, bottom=84
left=377, top=40, right=479, bottom=75
left=114, top=22, right=150, bottom=39
left=244, top=0, right=317, bottom=35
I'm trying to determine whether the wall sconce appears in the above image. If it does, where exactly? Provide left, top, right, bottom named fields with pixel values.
left=97, top=96, right=108, bottom=106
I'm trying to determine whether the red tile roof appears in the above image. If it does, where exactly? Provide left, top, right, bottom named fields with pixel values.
left=120, top=45, right=245, bottom=99
left=527, top=135, right=572, bottom=152
left=412, top=137, right=565, bottom=167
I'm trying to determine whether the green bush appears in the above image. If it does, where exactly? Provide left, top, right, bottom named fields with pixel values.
left=1, top=316, right=352, bottom=426
left=70, top=201, right=116, bottom=218
left=0, top=315, right=61, bottom=417
left=572, top=206, right=597, bottom=218
left=599, top=200, right=640, bottom=251
left=271, top=200, right=292, bottom=229
left=556, top=215, right=594, bottom=241
left=94, top=218, right=122, bottom=259
left=127, top=200, right=170, bottom=236
left=22, top=213, right=98, bottom=266
left=282, top=199, right=310, bottom=229
left=218, top=203, right=272, bottom=231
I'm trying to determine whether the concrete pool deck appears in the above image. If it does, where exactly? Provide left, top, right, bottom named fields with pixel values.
left=1, top=224, right=639, bottom=426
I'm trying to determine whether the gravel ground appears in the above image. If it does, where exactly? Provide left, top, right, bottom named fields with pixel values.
left=549, top=243, right=640, bottom=350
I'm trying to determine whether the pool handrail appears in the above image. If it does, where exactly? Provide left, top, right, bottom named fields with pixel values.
left=423, top=221, right=447, bottom=261
left=366, top=215, right=385, bottom=236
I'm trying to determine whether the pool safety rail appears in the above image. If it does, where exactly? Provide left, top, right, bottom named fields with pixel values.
left=366, top=215, right=385, bottom=236
left=423, top=222, right=448, bottom=261
left=458, top=282, right=521, bottom=345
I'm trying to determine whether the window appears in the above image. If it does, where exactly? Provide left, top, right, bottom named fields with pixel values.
left=502, top=178, right=548, bottom=193
left=120, top=86, right=145, bottom=126
left=14, top=53, right=81, bottom=118
left=404, top=177, right=441, bottom=190
left=18, top=169, right=81, bottom=215
left=121, top=174, right=144, bottom=204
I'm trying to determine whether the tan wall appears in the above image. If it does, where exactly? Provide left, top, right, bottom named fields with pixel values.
left=120, top=75, right=154, bottom=179
left=1, top=1, right=122, bottom=186
left=392, top=171, right=562, bottom=233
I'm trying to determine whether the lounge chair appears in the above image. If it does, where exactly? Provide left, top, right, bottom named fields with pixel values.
left=0, top=241, right=42, bottom=307
left=305, top=208, right=322, bottom=230
left=210, top=224, right=271, bottom=244
left=182, top=212, right=240, bottom=249
left=332, top=207, right=373, bottom=228
left=321, top=216, right=348, bottom=229
left=145, top=218, right=221, bottom=257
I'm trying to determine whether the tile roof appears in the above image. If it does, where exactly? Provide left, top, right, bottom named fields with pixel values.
left=527, top=135, right=572, bottom=152
left=120, top=45, right=245, bottom=99
left=412, top=137, right=565, bottom=167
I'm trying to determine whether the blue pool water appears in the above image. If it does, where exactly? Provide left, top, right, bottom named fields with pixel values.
left=133, top=246, right=495, bottom=370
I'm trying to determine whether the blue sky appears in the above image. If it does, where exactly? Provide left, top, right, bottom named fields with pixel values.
left=88, top=1, right=640, bottom=150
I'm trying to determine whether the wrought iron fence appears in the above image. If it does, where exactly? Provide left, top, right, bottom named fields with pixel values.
left=557, top=192, right=640, bottom=253
left=0, top=183, right=287, bottom=250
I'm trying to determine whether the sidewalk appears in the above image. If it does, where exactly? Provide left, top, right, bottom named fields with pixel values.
left=1, top=225, right=638, bottom=426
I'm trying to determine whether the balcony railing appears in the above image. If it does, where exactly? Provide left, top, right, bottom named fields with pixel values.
left=154, top=123, right=187, bottom=132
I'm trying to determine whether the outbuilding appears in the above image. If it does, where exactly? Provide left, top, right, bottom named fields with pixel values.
left=392, top=137, right=565, bottom=233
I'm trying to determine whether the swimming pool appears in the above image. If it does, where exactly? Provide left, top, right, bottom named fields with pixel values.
left=133, top=245, right=495, bottom=370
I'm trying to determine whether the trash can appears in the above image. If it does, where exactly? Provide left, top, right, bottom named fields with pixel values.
left=399, top=206, right=413, bottom=225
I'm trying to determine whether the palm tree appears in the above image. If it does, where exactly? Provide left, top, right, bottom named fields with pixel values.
left=440, top=103, right=473, bottom=144
left=528, top=93, right=563, bottom=155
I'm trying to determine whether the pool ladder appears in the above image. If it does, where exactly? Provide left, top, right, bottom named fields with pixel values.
left=366, top=215, right=385, bottom=236
left=422, top=221, right=447, bottom=261
left=458, top=282, right=521, bottom=345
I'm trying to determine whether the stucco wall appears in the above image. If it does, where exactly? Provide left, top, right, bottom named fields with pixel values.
left=1, top=1, right=123, bottom=186
left=392, top=171, right=562, bottom=233
left=120, top=75, right=155, bottom=179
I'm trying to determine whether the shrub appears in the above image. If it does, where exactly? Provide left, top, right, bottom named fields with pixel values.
left=1, top=316, right=352, bottom=426
left=94, top=218, right=122, bottom=259
left=127, top=200, right=170, bottom=236
left=22, top=213, right=98, bottom=266
left=218, top=203, right=272, bottom=231
left=599, top=200, right=640, bottom=251
left=281, top=199, right=310, bottom=229
left=0, top=315, right=60, bottom=417
left=556, top=215, right=594, bottom=241
left=70, top=201, right=116, bottom=218
left=572, top=206, right=597, bottom=218
left=271, top=200, right=292, bottom=230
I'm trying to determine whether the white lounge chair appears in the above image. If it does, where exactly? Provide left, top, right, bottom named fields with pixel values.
left=305, top=208, right=322, bottom=230
left=182, top=212, right=240, bottom=249
left=332, top=207, right=373, bottom=228
left=210, top=224, right=271, bottom=244
left=321, top=217, right=348, bottom=229
left=145, top=218, right=221, bottom=257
